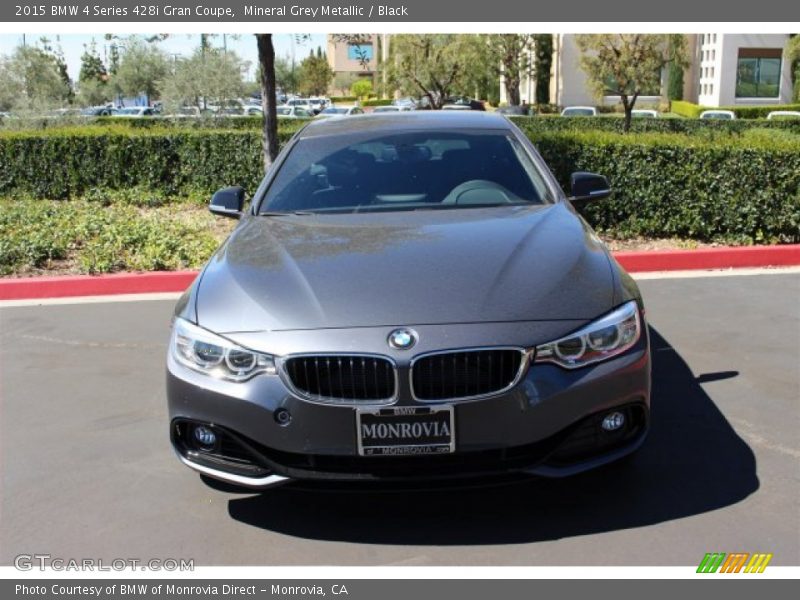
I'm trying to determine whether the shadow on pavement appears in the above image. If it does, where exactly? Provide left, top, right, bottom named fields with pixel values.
left=226, top=327, right=758, bottom=545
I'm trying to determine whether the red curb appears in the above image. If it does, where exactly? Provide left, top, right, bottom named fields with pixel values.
left=0, top=271, right=199, bottom=300
left=614, top=245, right=800, bottom=273
left=1, top=245, right=798, bottom=301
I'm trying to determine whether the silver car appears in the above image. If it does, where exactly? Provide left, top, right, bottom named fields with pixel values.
left=167, top=112, right=651, bottom=489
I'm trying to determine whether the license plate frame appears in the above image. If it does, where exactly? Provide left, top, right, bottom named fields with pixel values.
left=356, top=405, right=455, bottom=457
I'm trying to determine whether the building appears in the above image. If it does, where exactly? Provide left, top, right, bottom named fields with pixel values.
left=685, top=34, right=794, bottom=107
left=504, top=33, right=794, bottom=108
left=326, top=34, right=380, bottom=95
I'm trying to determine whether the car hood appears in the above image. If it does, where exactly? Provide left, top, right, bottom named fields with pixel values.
left=195, top=203, right=616, bottom=332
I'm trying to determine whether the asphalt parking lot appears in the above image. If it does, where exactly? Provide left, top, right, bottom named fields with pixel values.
left=1, top=270, right=798, bottom=566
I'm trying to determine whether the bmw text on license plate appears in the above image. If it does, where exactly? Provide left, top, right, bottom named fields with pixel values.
left=356, top=406, right=455, bottom=456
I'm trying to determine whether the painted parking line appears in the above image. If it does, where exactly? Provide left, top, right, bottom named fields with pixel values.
left=1, top=266, right=799, bottom=308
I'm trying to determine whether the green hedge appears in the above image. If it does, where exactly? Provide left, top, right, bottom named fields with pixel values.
left=530, top=130, right=800, bottom=243
left=330, top=96, right=357, bottom=103
left=363, top=99, right=393, bottom=107
left=0, top=125, right=302, bottom=199
left=510, top=114, right=800, bottom=135
left=670, top=100, right=800, bottom=119
left=670, top=100, right=705, bottom=118
left=1, top=124, right=798, bottom=243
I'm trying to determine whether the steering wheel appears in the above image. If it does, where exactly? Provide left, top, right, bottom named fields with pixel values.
left=441, top=180, right=515, bottom=205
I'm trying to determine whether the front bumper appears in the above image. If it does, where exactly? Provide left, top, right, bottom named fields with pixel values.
left=167, top=321, right=651, bottom=489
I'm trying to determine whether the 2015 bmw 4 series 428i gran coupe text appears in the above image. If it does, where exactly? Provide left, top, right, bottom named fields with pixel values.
left=167, top=112, right=651, bottom=489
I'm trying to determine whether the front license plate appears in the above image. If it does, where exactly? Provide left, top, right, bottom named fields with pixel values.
left=356, top=406, right=455, bottom=456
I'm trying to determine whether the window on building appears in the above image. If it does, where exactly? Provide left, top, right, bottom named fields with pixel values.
left=347, top=43, right=374, bottom=61
left=713, top=34, right=717, bottom=43
left=736, top=49, right=782, bottom=97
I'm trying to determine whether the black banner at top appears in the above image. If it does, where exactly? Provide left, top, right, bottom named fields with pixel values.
left=4, top=0, right=800, bottom=22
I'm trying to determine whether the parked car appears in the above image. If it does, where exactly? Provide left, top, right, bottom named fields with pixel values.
left=699, top=110, right=736, bottom=120
left=766, top=110, right=800, bottom=120
left=286, top=98, right=313, bottom=111
left=372, top=105, right=414, bottom=113
left=495, top=106, right=532, bottom=116
left=167, top=111, right=651, bottom=490
left=81, top=106, right=117, bottom=117
left=442, top=96, right=485, bottom=111
left=631, top=109, right=658, bottom=119
left=308, top=98, right=328, bottom=114
left=560, top=106, right=598, bottom=117
left=116, top=107, right=155, bottom=118
left=316, top=106, right=365, bottom=118
left=392, top=97, right=418, bottom=109
left=166, top=106, right=202, bottom=119
left=277, top=106, right=314, bottom=119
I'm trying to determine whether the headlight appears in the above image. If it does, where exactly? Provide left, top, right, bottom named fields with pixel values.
left=170, top=318, right=276, bottom=382
left=534, top=301, right=641, bottom=369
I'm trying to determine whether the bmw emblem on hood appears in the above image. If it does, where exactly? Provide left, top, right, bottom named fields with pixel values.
left=388, top=328, right=417, bottom=350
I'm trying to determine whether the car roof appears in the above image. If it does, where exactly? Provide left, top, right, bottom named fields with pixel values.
left=297, top=111, right=511, bottom=137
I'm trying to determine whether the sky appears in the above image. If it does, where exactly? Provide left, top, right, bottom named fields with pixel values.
left=0, top=33, right=327, bottom=81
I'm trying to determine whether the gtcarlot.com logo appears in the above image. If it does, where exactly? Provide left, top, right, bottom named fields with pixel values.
left=14, top=554, right=194, bottom=571
left=697, top=552, right=773, bottom=574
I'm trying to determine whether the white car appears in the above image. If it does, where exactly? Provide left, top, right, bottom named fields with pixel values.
left=116, top=107, right=155, bottom=118
left=316, top=106, right=365, bottom=118
left=286, top=98, right=313, bottom=111
left=631, top=109, right=658, bottom=119
left=372, top=105, right=414, bottom=113
left=561, top=106, right=598, bottom=117
left=276, top=106, right=314, bottom=119
left=766, top=110, right=800, bottom=120
left=699, top=110, right=736, bottom=120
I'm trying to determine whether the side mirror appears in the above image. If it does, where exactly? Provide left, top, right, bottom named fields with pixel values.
left=209, top=186, right=245, bottom=218
left=568, top=172, right=612, bottom=203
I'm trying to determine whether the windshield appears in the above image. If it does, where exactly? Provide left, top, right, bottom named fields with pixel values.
left=563, top=108, right=594, bottom=116
left=322, top=108, right=348, bottom=114
left=260, top=129, right=553, bottom=214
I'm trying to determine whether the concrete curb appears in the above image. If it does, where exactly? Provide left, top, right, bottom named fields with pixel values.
left=1, top=245, right=798, bottom=301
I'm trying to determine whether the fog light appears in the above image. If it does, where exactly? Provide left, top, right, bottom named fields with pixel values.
left=193, top=425, right=217, bottom=449
left=601, top=412, right=625, bottom=431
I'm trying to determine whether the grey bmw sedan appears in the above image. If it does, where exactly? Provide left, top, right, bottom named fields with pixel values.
left=167, top=112, right=651, bottom=489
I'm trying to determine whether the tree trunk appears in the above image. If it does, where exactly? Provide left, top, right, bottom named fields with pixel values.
left=621, top=94, right=637, bottom=133
left=256, top=34, right=279, bottom=172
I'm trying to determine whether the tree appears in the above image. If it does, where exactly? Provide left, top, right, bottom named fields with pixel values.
left=38, top=36, right=73, bottom=103
left=160, top=47, right=247, bottom=111
left=256, top=34, right=280, bottom=171
left=77, top=40, right=110, bottom=106
left=788, top=35, right=800, bottom=102
left=387, top=34, right=478, bottom=109
left=485, top=35, right=535, bottom=106
left=112, top=36, right=169, bottom=105
left=298, top=51, right=333, bottom=97
left=273, top=55, right=298, bottom=95
left=0, top=45, right=72, bottom=111
left=533, top=34, right=553, bottom=105
left=351, top=78, right=373, bottom=100
left=575, top=34, right=687, bottom=131
left=256, top=35, right=364, bottom=171
left=332, top=72, right=359, bottom=96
